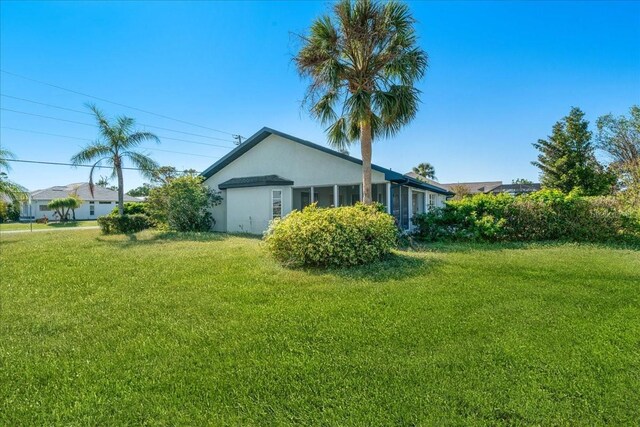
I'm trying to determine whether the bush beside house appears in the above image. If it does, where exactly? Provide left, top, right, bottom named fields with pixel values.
left=264, top=203, right=397, bottom=267
left=413, top=189, right=640, bottom=243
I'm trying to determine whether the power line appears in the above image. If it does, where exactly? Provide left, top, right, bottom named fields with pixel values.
left=0, top=93, right=238, bottom=143
left=1, top=69, right=243, bottom=138
left=1, top=107, right=94, bottom=127
left=0, top=111, right=235, bottom=149
left=0, top=126, right=226, bottom=159
left=0, top=158, right=203, bottom=173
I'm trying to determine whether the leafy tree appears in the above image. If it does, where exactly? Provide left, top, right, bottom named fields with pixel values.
left=96, top=175, right=118, bottom=191
left=147, top=175, right=222, bottom=232
left=532, top=107, right=615, bottom=196
left=512, top=178, right=534, bottom=184
left=294, top=0, right=427, bottom=204
left=0, top=201, right=19, bottom=223
left=449, top=184, right=471, bottom=200
left=70, top=104, right=160, bottom=215
left=0, top=147, right=27, bottom=205
left=412, top=162, right=436, bottom=180
left=150, top=166, right=179, bottom=185
left=126, top=183, right=152, bottom=198
left=48, top=196, right=82, bottom=222
left=596, top=105, right=640, bottom=205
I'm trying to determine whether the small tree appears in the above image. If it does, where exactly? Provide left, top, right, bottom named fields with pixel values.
left=412, top=162, right=436, bottom=181
left=512, top=178, right=533, bottom=184
left=0, top=148, right=27, bottom=205
left=48, top=196, right=82, bottom=222
left=449, top=184, right=472, bottom=200
left=596, top=105, right=640, bottom=205
left=147, top=175, right=222, bottom=232
left=71, top=104, right=160, bottom=215
left=532, top=107, right=615, bottom=195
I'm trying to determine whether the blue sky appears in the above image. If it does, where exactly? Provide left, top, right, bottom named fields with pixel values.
left=1, top=0, right=639, bottom=191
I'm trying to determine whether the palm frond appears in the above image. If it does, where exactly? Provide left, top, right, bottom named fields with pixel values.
left=0, top=147, right=16, bottom=172
left=70, top=142, right=113, bottom=165
left=126, top=131, right=161, bottom=148
left=122, top=151, right=160, bottom=180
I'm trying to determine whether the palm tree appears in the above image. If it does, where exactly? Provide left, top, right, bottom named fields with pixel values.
left=0, top=147, right=27, bottom=204
left=71, top=104, right=160, bottom=215
left=412, top=162, right=436, bottom=180
left=295, top=0, right=427, bottom=204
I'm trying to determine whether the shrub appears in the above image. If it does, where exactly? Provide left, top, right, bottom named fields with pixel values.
left=110, top=202, right=148, bottom=216
left=264, top=203, right=397, bottom=268
left=413, top=190, right=640, bottom=243
left=97, top=214, right=151, bottom=235
left=147, top=175, right=222, bottom=232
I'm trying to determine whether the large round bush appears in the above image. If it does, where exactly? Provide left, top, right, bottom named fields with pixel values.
left=264, top=203, right=397, bottom=267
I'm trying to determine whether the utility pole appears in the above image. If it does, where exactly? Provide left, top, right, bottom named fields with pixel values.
left=232, top=135, right=243, bottom=146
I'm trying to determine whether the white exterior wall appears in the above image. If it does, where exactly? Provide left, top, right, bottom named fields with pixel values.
left=204, top=134, right=387, bottom=232
left=225, top=186, right=292, bottom=234
left=25, top=200, right=117, bottom=220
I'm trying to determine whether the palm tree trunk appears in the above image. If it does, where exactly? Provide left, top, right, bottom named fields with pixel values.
left=360, top=120, right=373, bottom=204
left=116, top=161, right=125, bottom=215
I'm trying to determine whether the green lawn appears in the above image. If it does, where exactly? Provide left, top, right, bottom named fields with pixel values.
left=1, top=230, right=639, bottom=425
left=0, top=220, right=98, bottom=231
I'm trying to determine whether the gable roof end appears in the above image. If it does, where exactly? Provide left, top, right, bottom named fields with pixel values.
left=200, top=127, right=453, bottom=196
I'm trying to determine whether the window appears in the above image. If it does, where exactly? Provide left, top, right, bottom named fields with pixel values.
left=39, top=205, right=50, bottom=212
left=90, top=202, right=95, bottom=216
left=428, top=193, right=436, bottom=210
left=99, top=201, right=111, bottom=205
left=271, top=190, right=282, bottom=219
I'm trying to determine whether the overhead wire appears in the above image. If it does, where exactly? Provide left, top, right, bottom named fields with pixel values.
left=1, top=69, right=243, bottom=138
left=0, top=93, right=238, bottom=143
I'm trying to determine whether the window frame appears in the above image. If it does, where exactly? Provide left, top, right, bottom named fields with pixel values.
left=271, top=189, right=283, bottom=219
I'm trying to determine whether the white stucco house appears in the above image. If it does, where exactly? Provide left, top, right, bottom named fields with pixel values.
left=21, top=183, right=141, bottom=221
left=201, top=127, right=453, bottom=234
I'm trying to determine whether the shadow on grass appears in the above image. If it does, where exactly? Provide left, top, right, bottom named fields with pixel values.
left=409, top=239, right=640, bottom=253
left=47, top=221, right=93, bottom=228
left=304, top=252, right=443, bottom=282
left=96, top=230, right=233, bottom=247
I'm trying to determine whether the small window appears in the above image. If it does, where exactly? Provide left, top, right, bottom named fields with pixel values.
left=272, top=190, right=282, bottom=219
left=39, top=205, right=50, bottom=212
left=99, top=201, right=111, bottom=205
left=428, top=194, right=436, bottom=210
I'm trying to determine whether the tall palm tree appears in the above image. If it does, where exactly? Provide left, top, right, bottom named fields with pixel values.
left=71, top=104, right=160, bottom=215
left=412, top=162, right=436, bottom=180
left=0, top=147, right=27, bottom=204
left=295, top=0, right=427, bottom=204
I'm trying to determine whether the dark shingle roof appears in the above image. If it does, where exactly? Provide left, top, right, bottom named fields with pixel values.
left=218, top=175, right=294, bottom=189
left=201, top=127, right=454, bottom=196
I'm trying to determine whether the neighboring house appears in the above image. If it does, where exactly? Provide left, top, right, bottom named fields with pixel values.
left=201, top=127, right=454, bottom=234
left=488, top=183, right=541, bottom=196
left=404, top=172, right=452, bottom=193
left=21, top=183, right=141, bottom=221
left=438, top=181, right=541, bottom=196
left=440, top=181, right=503, bottom=194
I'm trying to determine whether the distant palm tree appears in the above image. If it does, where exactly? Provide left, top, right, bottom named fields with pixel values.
left=412, top=162, right=436, bottom=180
left=71, top=104, right=160, bottom=215
left=0, top=147, right=27, bottom=204
left=295, top=0, right=427, bottom=204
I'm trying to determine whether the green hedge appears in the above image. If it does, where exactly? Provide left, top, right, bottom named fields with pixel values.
left=413, top=189, right=640, bottom=243
left=110, top=202, right=149, bottom=216
left=264, top=203, right=397, bottom=267
left=97, top=214, right=152, bottom=235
